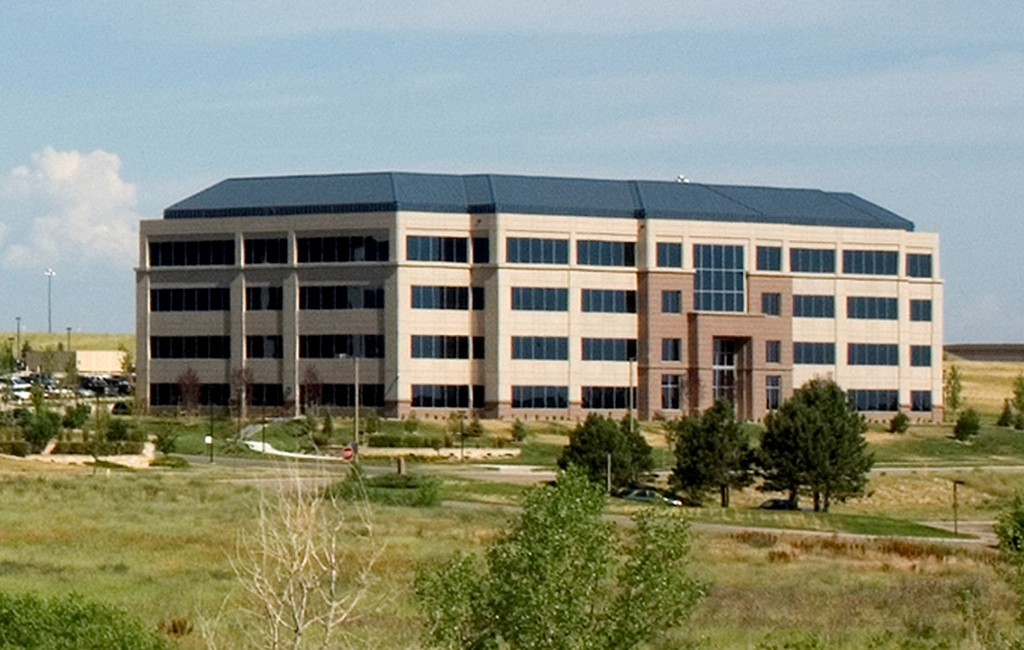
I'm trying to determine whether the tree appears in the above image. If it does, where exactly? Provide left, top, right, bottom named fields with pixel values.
left=670, top=400, right=754, bottom=506
left=215, top=468, right=383, bottom=650
left=996, top=495, right=1024, bottom=624
left=944, top=365, right=964, bottom=420
left=953, top=408, right=982, bottom=441
left=998, top=399, right=1014, bottom=427
left=301, top=366, right=322, bottom=411
left=415, top=466, right=706, bottom=650
left=177, top=368, right=201, bottom=414
left=20, top=385, right=60, bottom=453
left=1012, top=373, right=1024, bottom=431
left=759, top=378, right=873, bottom=512
left=558, top=413, right=653, bottom=491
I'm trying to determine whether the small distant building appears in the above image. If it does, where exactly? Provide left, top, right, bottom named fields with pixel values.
left=24, top=350, right=126, bottom=375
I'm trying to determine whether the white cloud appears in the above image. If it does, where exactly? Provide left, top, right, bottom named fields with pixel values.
left=0, top=148, right=139, bottom=269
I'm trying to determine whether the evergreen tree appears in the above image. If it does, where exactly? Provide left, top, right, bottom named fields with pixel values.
left=558, top=413, right=653, bottom=491
left=670, top=400, right=754, bottom=507
left=998, top=399, right=1014, bottom=427
left=1012, top=374, right=1024, bottom=431
left=759, top=378, right=873, bottom=512
left=944, top=364, right=964, bottom=420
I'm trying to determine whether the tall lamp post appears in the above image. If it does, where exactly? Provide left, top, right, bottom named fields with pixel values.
left=628, top=356, right=636, bottom=435
left=44, top=268, right=56, bottom=334
left=14, top=316, right=20, bottom=363
left=338, top=353, right=360, bottom=449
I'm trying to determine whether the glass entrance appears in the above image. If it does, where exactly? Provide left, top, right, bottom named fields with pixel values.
left=712, top=338, right=737, bottom=404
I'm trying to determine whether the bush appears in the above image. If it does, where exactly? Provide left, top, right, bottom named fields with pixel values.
left=403, top=414, right=419, bottom=433
left=888, top=411, right=910, bottom=434
left=998, top=400, right=1014, bottom=427
left=329, top=470, right=442, bottom=507
left=953, top=408, right=982, bottom=441
left=154, top=428, right=177, bottom=454
left=511, top=419, right=528, bottom=442
left=363, top=412, right=381, bottom=434
left=369, top=433, right=450, bottom=449
left=150, top=455, right=190, bottom=469
left=62, top=403, right=92, bottom=429
left=0, top=441, right=31, bottom=457
left=51, top=441, right=145, bottom=456
left=0, top=591, right=171, bottom=650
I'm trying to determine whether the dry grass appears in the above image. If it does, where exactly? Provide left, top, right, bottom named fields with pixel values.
left=947, top=356, right=1024, bottom=416
left=2, top=331, right=134, bottom=353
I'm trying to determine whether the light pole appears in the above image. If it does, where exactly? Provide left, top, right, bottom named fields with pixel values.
left=14, top=317, right=20, bottom=360
left=338, top=353, right=360, bottom=449
left=628, top=356, right=636, bottom=435
left=66, top=327, right=71, bottom=352
left=953, top=479, right=965, bottom=535
left=44, top=268, right=56, bottom=334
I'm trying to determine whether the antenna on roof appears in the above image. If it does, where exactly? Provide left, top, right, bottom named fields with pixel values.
left=676, top=175, right=690, bottom=183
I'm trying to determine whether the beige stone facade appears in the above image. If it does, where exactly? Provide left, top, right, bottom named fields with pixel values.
left=137, top=174, right=942, bottom=422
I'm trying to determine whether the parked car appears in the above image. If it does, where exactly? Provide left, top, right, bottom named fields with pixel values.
left=758, top=498, right=800, bottom=511
left=619, top=488, right=683, bottom=507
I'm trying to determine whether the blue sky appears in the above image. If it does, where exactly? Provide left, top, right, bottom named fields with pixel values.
left=0, top=1, right=1021, bottom=341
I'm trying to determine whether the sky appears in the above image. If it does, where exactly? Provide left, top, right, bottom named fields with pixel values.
left=0, top=1, right=1021, bottom=342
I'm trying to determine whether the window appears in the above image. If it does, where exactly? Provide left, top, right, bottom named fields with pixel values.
left=793, top=342, right=836, bottom=365
left=150, top=336, right=231, bottom=359
left=790, top=248, right=835, bottom=273
left=661, top=290, right=682, bottom=314
left=910, top=300, right=932, bottom=322
left=762, top=293, right=781, bottom=316
left=511, top=287, right=568, bottom=311
left=296, top=235, right=388, bottom=263
left=506, top=237, right=569, bottom=264
left=298, top=335, right=385, bottom=359
left=150, top=287, right=229, bottom=312
left=848, top=343, right=899, bottom=366
left=512, top=386, right=568, bottom=409
left=766, top=340, right=781, bottom=364
left=412, top=335, right=483, bottom=360
left=693, top=244, right=745, bottom=312
left=472, top=237, right=490, bottom=264
left=848, top=389, right=899, bottom=412
left=661, top=375, right=681, bottom=410
left=511, top=337, right=568, bottom=360
left=246, top=335, right=283, bottom=359
left=244, top=238, right=288, bottom=264
left=150, top=383, right=230, bottom=407
left=582, top=338, right=637, bottom=361
left=911, top=390, right=932, bottom=412
left=412, top=286, right=476, bottom=310
left=906, top=254, right=933, bottom=278
left=792, top=295, right=835, bottom=318
left=577, top=240, right=636, bottom=267
left=843, top=250, right=898, bottom=276
left=251, top=384, right=285, bottom=406
left=582, top=289, right=637, bottom=313
left=766, top=375, right=782, bottom=410
left=582, top=386, right=634, bottom=409
left=149, top=240, right=235, bottom=267
left=411, top=384, right=476, bottom=409
left=757, top=246, right=782, bottom=271
left=246, top=286, right=283, bottom=311
left=847, top=297, right=898, bottom=320
left=662, top=338, right=681, bottom=362
left=656, top=242, right=682, bottom=268
left=911, top=345, right=932, bottom=367
left=315, top=384, right=385, bottom=408
left=406, top=236, right=467, bottom=262
left=713, top=339, right=737, bottom=403
left=300, top=286, right=384, bottom=310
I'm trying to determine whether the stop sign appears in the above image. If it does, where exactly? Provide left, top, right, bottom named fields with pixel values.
left=341, top=446, right=355, bottom=461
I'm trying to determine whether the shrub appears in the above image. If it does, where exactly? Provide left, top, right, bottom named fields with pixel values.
left=150, top=455, right=190, bottom=469
left=0, top=441, right=31, bottom=457
left=369, top=433, right=449, bottom=449
left=62, top=403, right=92, bottom=429
left=154, top=428, right=177, bottom=454
left=403, top=414, right=419, bottom=433
left=998, top=400, right=1014, bottom=427
left=953, top=408, right=982, bottom=441
left=0, top=591, right=171, bottom=650
left=511, top=419, right=528, bottom=442
left=329, top=470, right=442, bottom=507
left=363, top=412, right=381, bottom=434
left=106, top=418, right=131, bottom=442
left=888, top=411, right=910, bottom=434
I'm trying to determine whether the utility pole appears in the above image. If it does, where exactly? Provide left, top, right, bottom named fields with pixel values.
left=45, top=268, right=56, bottom=334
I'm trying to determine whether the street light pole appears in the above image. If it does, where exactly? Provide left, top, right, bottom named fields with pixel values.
left=628, top=356, right=635, bottom=435
left=14, top=317, right=20, bottom=360
left=66, top=327, right=71, bottom=352
left=953, top=479, right=965, bottom=535
left=44, top=268, right=56, bottom=334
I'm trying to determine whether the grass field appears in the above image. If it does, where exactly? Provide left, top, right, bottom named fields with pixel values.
left=1, top=331, right=133, bottom=353
left=1, top=355, right=1023, bottom=647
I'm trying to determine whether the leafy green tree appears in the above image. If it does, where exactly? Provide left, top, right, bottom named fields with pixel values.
left=888, top=411, right=910, bottom=434
left=558, top=413, right=653, bottom=491
left=20, top=385, right=61, bottom=453
left=416, top=466, right=706, bottom=650
left=953, top=408, right=982, bottom=441
left=0, top=591, right=170, bottom=649
left=670, top=400, right=754, bottom=506
left=1012, top=374, right=1024, bottom=431
left=996, top=494, right=1024, bottom=623
left=944, top=364, right=964, bottom=420
left=759, top=378, right=873, bottom=512
left=999, top=399, right=1015, bottom=427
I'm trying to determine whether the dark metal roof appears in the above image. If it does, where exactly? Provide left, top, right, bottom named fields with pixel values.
left=164, top=172, right=915, bottom=231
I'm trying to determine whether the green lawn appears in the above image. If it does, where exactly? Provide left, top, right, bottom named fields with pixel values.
left=871, top=422, right=1024, bottom=466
